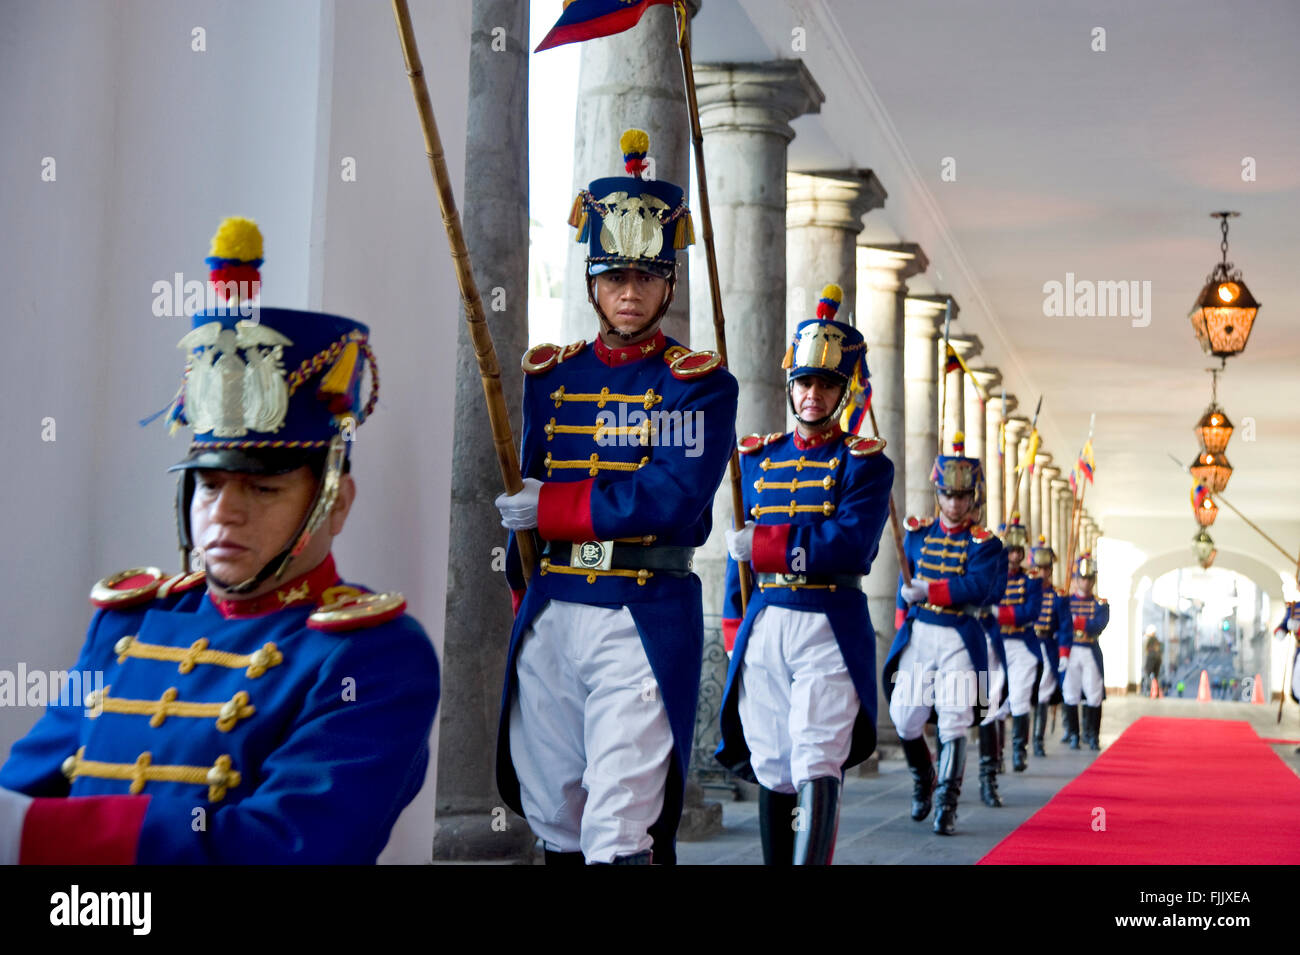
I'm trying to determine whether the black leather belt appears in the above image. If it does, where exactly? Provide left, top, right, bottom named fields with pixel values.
left=542, top=541, right=694, bottom=576
left=757, top=572, right=862, bottom=589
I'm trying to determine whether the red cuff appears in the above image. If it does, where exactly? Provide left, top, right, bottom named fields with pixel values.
left=751, top=524, right=791, bottom=573
left=894, top=607, right=906, bottom=630
left=21, top=795, right=150, bottom=865
left=537, top=479, right=596, bottom=542
left=928, top=579, right=952, bottom=606
left=997, top=605, right=1015, bottom=626
left=510, top=588, right=525, bottom=618
left=1060, top=647, right=1071, bottom=658
left=1073, top=616, right=1087, bottom=631
left=722, top=618, right=740, bottom=653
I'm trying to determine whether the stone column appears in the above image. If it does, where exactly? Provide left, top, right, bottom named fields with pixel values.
left=786, top=171, right=885, bottom=344
left=1039, top=465, right=1060, bottom=549
left=690, top=60, right=823, bottom=619
left=1016, top=435, right=1033, bottom=531
left=1028, top=451, right=1050, bottom=543
left=857, top=244, right=927, bottom=759
left=983, top=386, right=1014, bottom=532
left=1002, top=417, right=1028, bottom=529
left=1050, top=478, right=1070, bottom=587
left=939, top=335, right=979, bottom=445
left=965, top=368, right=997, bottom=466
left=903, top=295, right=955, bottom=518
left=561, top=1, right=698, bottom=346
left=434, top=0, right=535, bottom=862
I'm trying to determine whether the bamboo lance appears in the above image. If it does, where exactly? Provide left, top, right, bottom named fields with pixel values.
left=673, top=4, right=750, bottom=611
left=391, top=0, right=537, bottom=580
left=867, top=404, right=911, bottom=578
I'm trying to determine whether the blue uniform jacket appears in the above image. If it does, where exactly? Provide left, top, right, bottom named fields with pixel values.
left=714, top=427, right=894, bottom=780
left=1275, top=602, right=1300, bottom=703
left=992, top=569, right=1043, bottom=655
left=496, top=332, right=738, bottom=853
left=0, top=556, right=440, bottom=864
left=883, top=518, right=1005, bottom=699
left=1061, top=594, right=1110, bottom=690
left=1031, top=577, right=1068, bottom=704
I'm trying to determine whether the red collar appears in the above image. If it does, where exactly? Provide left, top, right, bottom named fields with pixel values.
left=793, top=424, right=843, bottom=451
left=208, top=554, right=341, bottom=619
left=593, top=330, right=666, bottom=367
left=939, top=519, right=971, bottom=534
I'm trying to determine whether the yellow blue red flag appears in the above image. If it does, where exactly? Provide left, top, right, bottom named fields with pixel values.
left=535, top=0, right=676, bottom=52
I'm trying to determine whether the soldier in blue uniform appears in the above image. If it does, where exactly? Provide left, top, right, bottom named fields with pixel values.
left=715, top=284, right=893, bottom=865
left=1029, top=536, right=1067, bottom=757
left=0, top=218, right=440, bottom=864
left=493, top=130, right=738, bottom=864
left=1273, top=601, right=1300, bottom=752
left=1060, top=552, right=1108, bottom=750
left=988, top=516, right=1042, bottom=778
left=885, top=434, right=1004, bottom=835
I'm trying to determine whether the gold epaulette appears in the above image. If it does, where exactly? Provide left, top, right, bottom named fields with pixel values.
left=307, top=589, right=407, bottom=633
left=522, top=340, right=586, bottom=375
left=667, top=348, right=723, bottom=380
left=738, top=433, right=766, bottom=455
left=969, top=526, right=995, bottom=542
left=904, top=515, right=935, bottom=532
left=843, top=435, right=886, bottom=457
left=90, top=568, right=206, bottom=610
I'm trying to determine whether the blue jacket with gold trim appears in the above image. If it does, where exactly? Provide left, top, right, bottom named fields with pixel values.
left=497, top=331, right=738, bottom=855
left=1060, top=594, right=1109, bottom=681
left=0, top=555, right=439, bottom=864
left=715, top=426, right=894, bottom=780
left=884, top=518, right=1005, bottom=692
left=1273, top=602, right=1300, bottom=703
left=991, top=568, right=1043, bottom=653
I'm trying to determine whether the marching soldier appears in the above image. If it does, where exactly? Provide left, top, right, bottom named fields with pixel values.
left=885, top=433, right=1005, bottom=835
left=1060, top=552, right=1109, bottom=750
left=0, top=219, right=441, bottom=864
left=1029, top=536, right=1067, bottom=756
left=990, top=516, right=1042, bottom=775
left=1274, top=601, right=1300, bottom=753
left=976, top=539, right=1009, bottom=807
left=715, top=284, right=894, bottom=865
left=494, top=130, right=738, bottom=864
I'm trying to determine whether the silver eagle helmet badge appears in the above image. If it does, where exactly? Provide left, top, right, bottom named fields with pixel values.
left=178, top=320, right=293, bottom=437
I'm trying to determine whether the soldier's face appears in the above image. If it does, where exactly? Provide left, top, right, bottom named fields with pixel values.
left=937, top=490, right=974, bottom=525
left=1007, top=547, right=1024, bottom=571
left=1073, top=575, right=1096, bottom=598
left=595, top=269, right=669, bottom=338
left=191, top=467, right=353, bottom=595
left=791, top=375, right=844, bottom=425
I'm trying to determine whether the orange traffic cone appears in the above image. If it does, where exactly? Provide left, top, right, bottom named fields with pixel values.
left=1196, top=670, right=1211, bottom=702
left=1252, top=674, right=1265, bottom=704
left=1150, top=676, right=1160, bottom=699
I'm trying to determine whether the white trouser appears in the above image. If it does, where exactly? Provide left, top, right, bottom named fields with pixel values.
left=889, top=620, right=978, bottom=744
left=508, top=600, right=674, bottom=863
left=737, top=606, right=860, bottom=794
left=1037, top=641, right=1059, bottom=702
left=1003, top=638, right=1039, bottom=717
left=0, top=787, right=33, bottom=865
left=1292, top=652, right=1299, bottom=700
left=1062, top=647, right=1104, bottom=706
left=982, top=634, right=1009, bottom=723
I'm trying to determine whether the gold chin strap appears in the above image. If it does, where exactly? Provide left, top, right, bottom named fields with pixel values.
left=271, top=433, right=348, bottom=581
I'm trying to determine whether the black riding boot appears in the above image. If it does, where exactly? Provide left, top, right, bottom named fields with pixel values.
left=902, top=737, right=936, bottom=822
left=610, top=851, right=653, bottom=864
left=792, top=777, right=841, bottom=866
left=1032, top=703, right=1048, bottom=756
left=933, top=736, right=967, bottom=835
left=1064, top=705, right=1081, bottom=749
left=544, top=849, right=586, bottom=865
left=1012, top=714, right=1030, bottom=771
left=1085, top=705, right=1102, bottom=750
left=996, top=718, right=1007, bottom=773
left=977, top=722, right=1002, bottom=807
left=1061, top=704, right=1074, bottom=743
left=758, top=786, right=798, bottom=865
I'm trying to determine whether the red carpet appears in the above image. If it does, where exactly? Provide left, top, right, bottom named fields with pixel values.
left=979, top=717, right=1300, bottom=864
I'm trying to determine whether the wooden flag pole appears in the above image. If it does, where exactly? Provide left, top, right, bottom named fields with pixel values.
left=1006, top=395, right=1043, bottom=528
left=673, top=4, right=751, bottom=611
left=391, top=0, right=537, bottom=580
left=867, top=405, right=911, bottom=578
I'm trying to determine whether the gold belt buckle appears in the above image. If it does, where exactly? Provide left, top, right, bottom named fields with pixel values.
left=571, top=540, right=614, bottom=572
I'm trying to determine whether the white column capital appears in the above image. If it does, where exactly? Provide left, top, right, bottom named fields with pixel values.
left=695, top=60, right=824, bottom=141
left=904, top=294, right=956, bottom=336
left=858, top=243, right=929, bottom=292
left=787, top=170, right=886, bottom=231
left=969, top=366, right=1001, bottom=394
left=948, top=334, right=982, bottom=360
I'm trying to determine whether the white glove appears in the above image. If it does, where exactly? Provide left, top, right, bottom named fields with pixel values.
left=900, top=578, right=929, bottom=605
left=726, top=522, right=756, bottom=562
left=494, top=478, right=543, bottom=531
left=0, top=787, right=33, bottom=865
left=1287, top=617, right=1299, bottom=632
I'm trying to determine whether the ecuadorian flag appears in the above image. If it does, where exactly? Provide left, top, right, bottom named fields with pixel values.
left=535, top=0, right=676, bottom=52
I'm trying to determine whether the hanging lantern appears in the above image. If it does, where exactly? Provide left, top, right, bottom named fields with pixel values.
left=1189, top=449, right=1232, bottom=493
left=1192, top=529, right=1216, bottom=566
left=1189, top=212, right=1259, bottom=359
left=1193, top=495, right=1218, bottom=527
left=1193, top=367, right=1233, bottom=454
